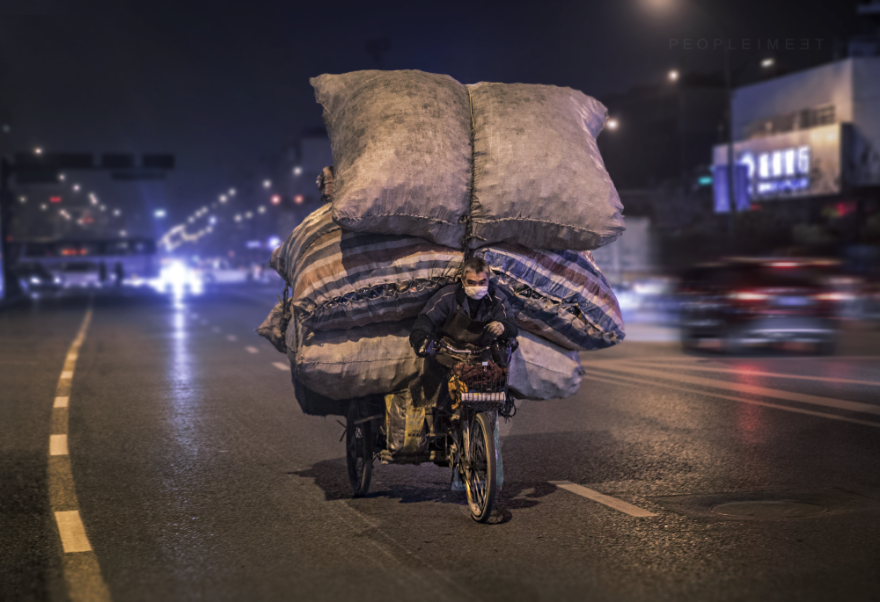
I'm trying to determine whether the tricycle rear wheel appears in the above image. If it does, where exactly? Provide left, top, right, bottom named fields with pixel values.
left=346, top=404, right=373, bottom=497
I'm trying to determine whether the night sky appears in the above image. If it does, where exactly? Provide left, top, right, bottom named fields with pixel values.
left=0, top=0, right=862, bottom=237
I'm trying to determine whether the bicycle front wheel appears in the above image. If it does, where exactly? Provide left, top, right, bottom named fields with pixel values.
left=463, top=412, right=497, bottom=523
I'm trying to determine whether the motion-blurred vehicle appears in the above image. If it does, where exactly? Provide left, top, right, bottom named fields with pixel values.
left=56, top=261, right=103, bottom=289
left=13, top=262, right=62, bottom=298
left=678, top=258, right=839, bottom=354
left=154, top=260, right=203, bottom=296
left=201, top=259, right=248, bottom=284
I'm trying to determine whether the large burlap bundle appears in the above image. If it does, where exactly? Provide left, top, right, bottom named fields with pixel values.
left=474, top=244, right=625, bottom=351
left=508, top=331, right=583, bottom=401
left=467, top=82, right=624, bottom=250
left=311, top=70, right=472, bottom=248
left=273, top=205, right=464, bottom=331
left=270, top=204, right=340, bottom=287
left=294, top=321, right=423, bottom=401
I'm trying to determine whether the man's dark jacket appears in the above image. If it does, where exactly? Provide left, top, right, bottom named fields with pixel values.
left=409, top=282, right=518, bottom=349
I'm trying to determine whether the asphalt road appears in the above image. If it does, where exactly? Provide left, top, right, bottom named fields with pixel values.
left=2, top=285, right=880, bottom=602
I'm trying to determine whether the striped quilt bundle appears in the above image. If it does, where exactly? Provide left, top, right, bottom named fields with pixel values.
left=271, top=205, right=464, bottom=331
left=474, top=244, right=625, bottom=351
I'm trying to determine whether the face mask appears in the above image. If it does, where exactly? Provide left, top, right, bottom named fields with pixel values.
left=464, top=285, right=488, bottom=300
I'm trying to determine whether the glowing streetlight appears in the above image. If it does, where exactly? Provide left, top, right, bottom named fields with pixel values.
left=228, top=188, right=236, bottom=196
left=154, top=209, right=167, bottom=218
left=245, top=211, right=253, bottom=219
left=73, top=184, right=80, bottom=192
left=234, top=214, right=242, bottom=222
left=293, top=166, right=302, bottom=177
left=271, top=194, right=281, bottom=205
left=113, top=209, right=121, bottom=217
left=59, top=174, right=66, bottom=181
left=668, top=69, right=679, bottom=82
left=219, top=194, right=228, bottom=203
left=263, top=179, right=271, bottom=188
left=19, top=196, right=26, bottom=203
left=257, top=206, right=266, bottom=214
left=209, top=216, right=217, bottom=224
left=294, top=194, right=304, bottom=205
left=35, top=147, right=43, bottom=155
left=607, top=118, right=619, bottom=130
left=40, top=204, right=48, bottom=211
left=761, top=57, right=775, bottom=69
left=119, top=230, right=127, bottom=237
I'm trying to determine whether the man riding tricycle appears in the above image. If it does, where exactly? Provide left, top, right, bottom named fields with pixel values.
left=344, top=257, right=519, bottom=522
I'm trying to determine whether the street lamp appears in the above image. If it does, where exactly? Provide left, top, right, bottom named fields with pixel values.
left=229, top=188, right=236, bottom=196
left=35, top=147, right=43, bottom=155
left=606, top=118, right=619, bottom=130
left=761, top=57, right=775, bottom=69
left=293, top=166, right=302, bottom=177
left=219, top=194, right=228, bottom=203
left=154, top=209, right=167, bottom=218
left=668, top=69, right=679, bottom=82
left=263, top=179, right=271, bottom=188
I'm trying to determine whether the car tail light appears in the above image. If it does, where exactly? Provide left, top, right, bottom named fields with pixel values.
left=729, top=291, right=770, bottom=301
left=814, top=292, right=851, bottom=302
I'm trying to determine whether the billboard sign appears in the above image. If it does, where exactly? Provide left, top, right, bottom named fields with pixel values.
left=713, top=123, right=845, bottom=202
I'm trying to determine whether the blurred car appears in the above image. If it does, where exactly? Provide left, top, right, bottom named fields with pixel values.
left=57, top=261, right=103, bottom=289
left=13, top=262, right=62, bottom=298
left=678, top=258, right=839, bottom=354
left=154, top=260, right=203, bottom=296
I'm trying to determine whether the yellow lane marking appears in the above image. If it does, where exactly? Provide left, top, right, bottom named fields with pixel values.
left=48, top=307, right=112, bottom=602
left=582, top=369, right=880, bottom=429
left=593, top=363, right=880, bottom=416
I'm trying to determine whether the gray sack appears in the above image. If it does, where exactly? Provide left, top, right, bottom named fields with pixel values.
left=467, top=82, right=625, bottom=250
left=311, top=70, right=472, bottom=249
left=507, top=330, right=584, bottom=400
left=294, top=321, right=423, bottom=401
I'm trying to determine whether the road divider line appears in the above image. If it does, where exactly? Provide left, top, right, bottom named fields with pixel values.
left=272, top=362, right=289, bottom=371
left=54, top=511, right=93, bottom=553
left=596, top=363, right=880, bottom=416
left=50, top=435, right=69, bottom=456
left=47, top=307, right=111, bottom=602
left=245, top=346, right=259, bottom=354
left=625, top=360, right=880, bottom=387
left=550, top=481, right=657, bottom=517
left=581, top=368, right=880, bottom=429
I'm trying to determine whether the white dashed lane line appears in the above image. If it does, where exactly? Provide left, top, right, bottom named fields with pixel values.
left=49, top=434, right=69, bottom=456
left=54, top=396, right=69, bottom=408
left=245, top=346, right=259, bottom=354
left=550, top=481, right=658, bottom=517
left=55, top=511, right=93, bottom=554
left=272, top=362, right=288, bottom=371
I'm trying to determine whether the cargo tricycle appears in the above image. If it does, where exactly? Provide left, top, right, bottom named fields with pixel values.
left=344, top=339, right=517, bottom=523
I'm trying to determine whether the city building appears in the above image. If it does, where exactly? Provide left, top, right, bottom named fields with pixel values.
left=712, top=56, right=880, bottom=235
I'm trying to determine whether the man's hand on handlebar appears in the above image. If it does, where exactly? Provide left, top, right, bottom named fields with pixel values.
left=485, top=321, right=504, bottom=339
left=415, top=337, right=435, bottom=358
